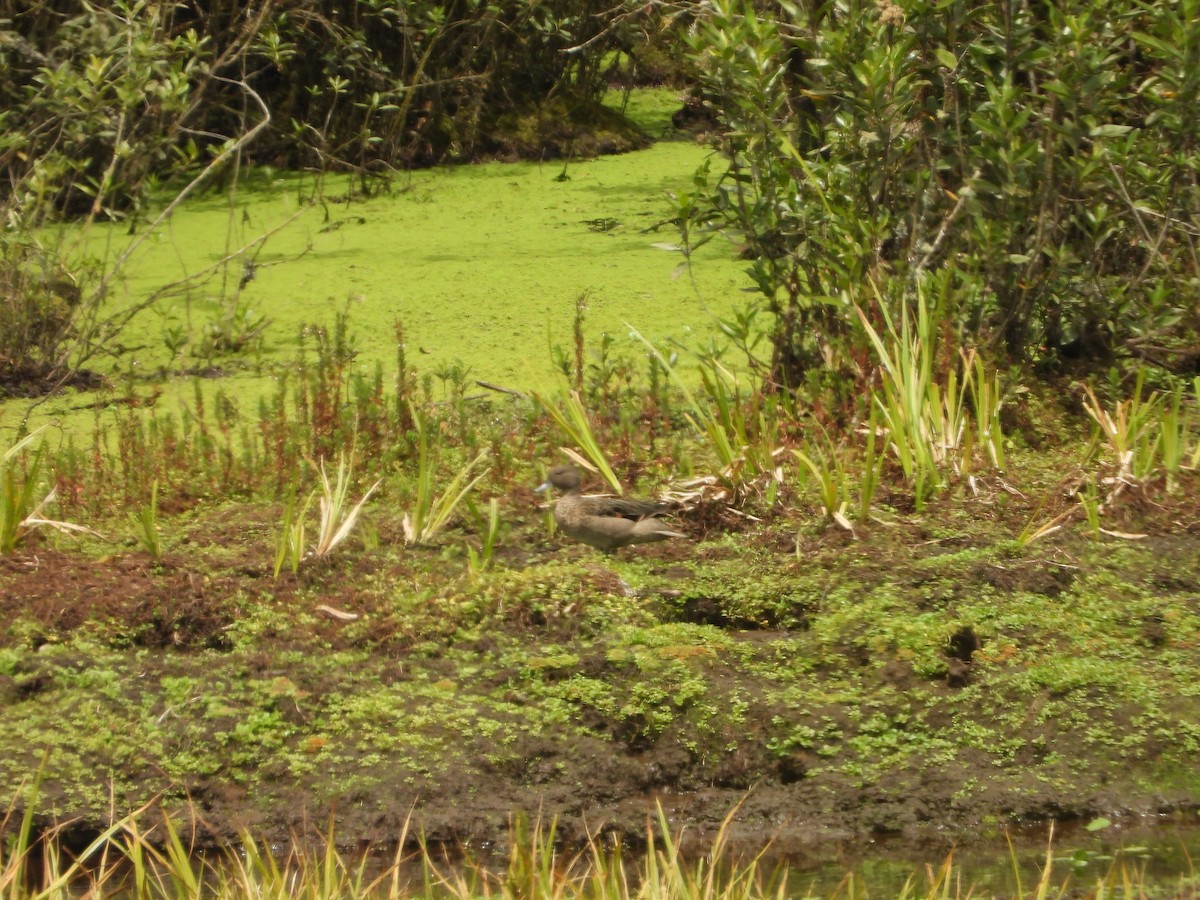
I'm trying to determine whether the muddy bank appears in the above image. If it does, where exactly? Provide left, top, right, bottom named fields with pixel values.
left=3, top=488, right=1200, bottom=853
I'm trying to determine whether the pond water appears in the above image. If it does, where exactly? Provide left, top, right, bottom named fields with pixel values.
left=6, top=88, right=751, bottom=436
left=38, top=816, right=1200, bottom=898
left=772, top=816, right=1200, bottom=896
left=384, top=815, right=1200, bottom=897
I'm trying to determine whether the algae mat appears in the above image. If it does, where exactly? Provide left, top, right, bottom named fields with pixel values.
left=39, top=139, right=748, bottom=413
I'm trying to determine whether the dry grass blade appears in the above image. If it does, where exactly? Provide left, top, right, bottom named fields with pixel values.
left=3, top=432, right=101, bottom=553
left=1017, top=508, right=1073, bottom=546
left=1081, top=376, right=1167, bottom=485
left=23, top=486, right=103, bottom=537
left=1082, top=385, right=1131, bottom=480
left=2, top=426, right=48, bottom=463
left=403, top=450, right=489, bottom=546
left=313, top=454, right=381, bottom=559
left=561, top=446, right=600, bottom=473
left=314, top=604, right=360, bottom=621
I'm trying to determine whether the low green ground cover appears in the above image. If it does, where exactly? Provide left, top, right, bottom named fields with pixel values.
left=2, top=336, right=1199, bottom=849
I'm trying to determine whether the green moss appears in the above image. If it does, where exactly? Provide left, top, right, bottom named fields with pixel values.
left=486, top=94, right=651, bottom=159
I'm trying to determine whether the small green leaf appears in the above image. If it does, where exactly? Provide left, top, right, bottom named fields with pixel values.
left=935, top=48, right=958, bottom=70
left=1085, top=816, right=1112, bottom=831
left=1089, top=124, right=1133, bottom=138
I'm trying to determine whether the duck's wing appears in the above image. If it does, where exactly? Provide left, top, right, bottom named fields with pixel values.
left=588, top=495, right=669, bottom=521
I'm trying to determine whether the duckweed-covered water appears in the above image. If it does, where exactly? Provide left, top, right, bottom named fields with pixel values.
left=6, top=89, right=751, bottom=435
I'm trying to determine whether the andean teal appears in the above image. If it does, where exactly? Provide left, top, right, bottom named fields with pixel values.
left=535, top=464, right=685, bottom=553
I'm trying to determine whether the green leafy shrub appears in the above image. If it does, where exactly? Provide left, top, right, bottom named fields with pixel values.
left=0, top=244, right=88, bottom=396
left=0, top=0, right=207, bottom=394
left=678, top=0, right=1200, bottom=384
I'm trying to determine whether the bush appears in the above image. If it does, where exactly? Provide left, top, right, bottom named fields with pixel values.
left=0, top=0, right=647, bottom=395
left=677, top=0, right=1200, bottom=386
left=0, top=243, right=86, bottom=396
left=0, top=0, right=211, bottom=394
left=1, top=0, right=641, bottom=202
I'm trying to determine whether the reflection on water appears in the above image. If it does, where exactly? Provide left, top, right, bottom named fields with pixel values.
left=42, top=813, right=1200, bottom=897
left=773, top=815, right=1200, bottom=896
left=401, top=814, right=1200, bottom=896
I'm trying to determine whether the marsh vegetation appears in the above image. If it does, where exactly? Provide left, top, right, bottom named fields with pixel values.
left=3, top=0, right=1200, bottom=895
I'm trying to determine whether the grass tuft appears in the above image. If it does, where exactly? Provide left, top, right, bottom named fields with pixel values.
left=313, top=452, right=382, bottom=560
left=403, top=405, right=489, bottom=546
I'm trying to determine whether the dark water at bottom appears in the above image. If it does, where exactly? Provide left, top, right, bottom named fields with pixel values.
left=53, top=813, right=1200, bottom=897
left=771, top=815, right=1200, bottom=896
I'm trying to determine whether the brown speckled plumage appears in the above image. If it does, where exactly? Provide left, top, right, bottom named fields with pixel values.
left=536, top=465, right=684, bottom=553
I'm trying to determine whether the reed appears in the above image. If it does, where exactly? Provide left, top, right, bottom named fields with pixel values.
left=533, top=389, right=622, bottom=495
left=128, top=479, right=162, bottom=560
left=313, top=452, right=381, bottom=559
left=402, top=405, right=489, bottom=546
left=3, top=797, right=1192, bottom=900
left=2, top=426, right=97, bottom=554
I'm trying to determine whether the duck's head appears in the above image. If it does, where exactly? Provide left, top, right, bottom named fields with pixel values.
left=535, top=464, right=581, bottom=493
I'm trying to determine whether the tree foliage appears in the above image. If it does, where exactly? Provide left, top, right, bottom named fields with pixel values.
left=1, top=0, right=636, bottom=217
left=0, top=0, right=639, bottom=394
left=677, top=0, right=1200, bottom=386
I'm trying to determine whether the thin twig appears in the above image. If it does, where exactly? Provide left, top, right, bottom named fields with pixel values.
left=25, top=79, right=275, bottom=412
left=475, top=380, right=527, bottom=398
left=911, top=169, right=979, bottom=277
left=94, top=78, right=272, bottom=301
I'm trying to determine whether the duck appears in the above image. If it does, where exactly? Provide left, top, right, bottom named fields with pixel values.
left=535, top=464, right=685, bottom=553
